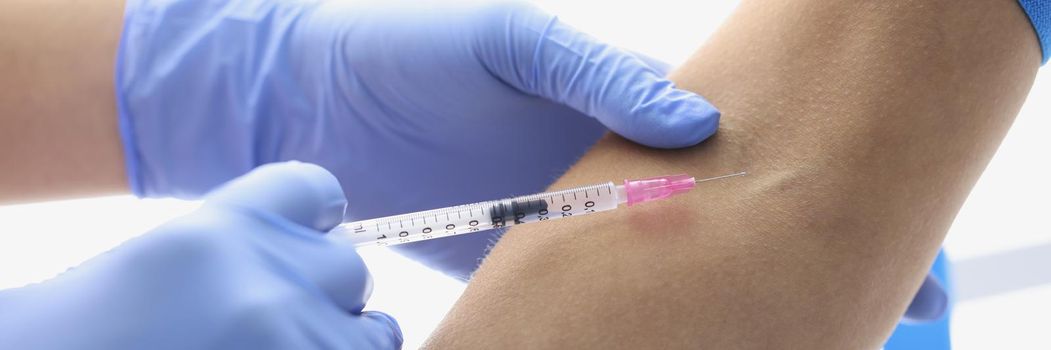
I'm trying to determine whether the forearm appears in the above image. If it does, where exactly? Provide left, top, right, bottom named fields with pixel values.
left=427, top=0, right=1039, bottom=348
left=0, top=0, right=127, bottom=204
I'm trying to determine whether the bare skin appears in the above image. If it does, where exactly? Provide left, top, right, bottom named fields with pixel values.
left=425, top=0, right=1040, bottom=348
left=0, top=0, right=1042, bottom=347
left=0, top=0, right=127, bottom=204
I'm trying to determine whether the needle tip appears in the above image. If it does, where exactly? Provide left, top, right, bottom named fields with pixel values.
left=694, top=171, right=748, bottom=184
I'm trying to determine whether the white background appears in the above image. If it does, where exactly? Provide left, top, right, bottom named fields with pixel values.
left=1, top=1, right=1049, bottom=349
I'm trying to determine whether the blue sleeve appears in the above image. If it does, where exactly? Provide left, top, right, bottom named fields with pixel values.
left=1018, top=0, right=1051, bottom=64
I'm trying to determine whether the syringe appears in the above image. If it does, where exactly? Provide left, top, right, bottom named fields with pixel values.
left=332, top=172, right=746, bottom=248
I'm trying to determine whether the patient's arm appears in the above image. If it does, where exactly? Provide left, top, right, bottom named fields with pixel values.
left=426, top=0, right=1040, bottom=348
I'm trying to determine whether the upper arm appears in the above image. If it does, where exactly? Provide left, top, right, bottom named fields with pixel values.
left=426, top=0, right=1040, bottom=348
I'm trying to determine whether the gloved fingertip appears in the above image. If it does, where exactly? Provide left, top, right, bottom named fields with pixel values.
left=903, top=274, right=949, bottom=323
left=523, top=17, right=720, bottom=149
left=362, top=311, right=404, bottom=348
left=205, top=161, right=348, bottom=231
left=618, top=92, right=721, bottom=149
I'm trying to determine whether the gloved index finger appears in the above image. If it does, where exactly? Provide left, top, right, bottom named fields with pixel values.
left=338, top=311, right=404, bottom=349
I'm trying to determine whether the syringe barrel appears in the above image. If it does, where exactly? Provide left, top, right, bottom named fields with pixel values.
left=333, top=182, right=621, bottom=248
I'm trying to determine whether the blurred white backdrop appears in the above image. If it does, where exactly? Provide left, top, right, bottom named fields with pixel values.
left=1, top=1, right=1049, bottom=349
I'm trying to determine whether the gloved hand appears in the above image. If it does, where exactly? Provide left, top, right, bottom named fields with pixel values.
left=903, top=262, right=950, bottom=322
left=118, top=0, right=719, bottom=279
left=0, top=162, right=401, bottom=349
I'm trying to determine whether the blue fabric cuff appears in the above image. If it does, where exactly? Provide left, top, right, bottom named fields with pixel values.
left=1018, top=0, right=1051, bottom=64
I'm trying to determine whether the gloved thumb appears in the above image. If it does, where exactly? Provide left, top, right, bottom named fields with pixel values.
left=478, top=3, right=719, bottom=149
left=902, top=274, right=949, bottom=322
left=206, top=162, right=376, bottom=313
left=205, top=161, right=348, bottom=231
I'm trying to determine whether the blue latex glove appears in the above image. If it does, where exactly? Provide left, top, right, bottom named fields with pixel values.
left=886, top=250, right=953, bottom=349
left=0, top=162, right=402, bottom=349
left=117, top=0, right=719, bottom=278
left=903, top=271, right=949, bottom=322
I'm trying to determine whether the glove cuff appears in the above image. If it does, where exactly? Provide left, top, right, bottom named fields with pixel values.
left=115, top=0, right=321, bottom=198
left=114, top=0, right=144, bottom=197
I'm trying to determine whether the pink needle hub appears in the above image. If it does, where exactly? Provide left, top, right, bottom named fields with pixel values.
left=622, top=174, right=697, bottom=206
